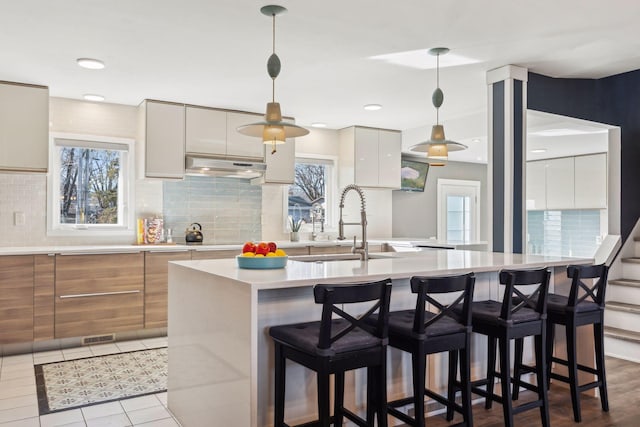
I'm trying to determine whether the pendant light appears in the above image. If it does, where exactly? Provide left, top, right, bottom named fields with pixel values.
left=237, top=5, right=309, bottom=154
left=409, top=47, right=467, bottom=166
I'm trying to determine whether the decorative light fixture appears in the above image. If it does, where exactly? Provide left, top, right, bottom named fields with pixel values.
left=410, top=47, right=467, bottom=166
left=237, top=5, right=309, bottom=154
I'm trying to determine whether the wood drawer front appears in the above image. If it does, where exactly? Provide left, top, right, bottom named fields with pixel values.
left=34, top=255, right=55, bottom=341
left=55, top=253, right=144, bottom=296
left=145, top=251, right=191, bottom=329
left=55, top=253, right=144, bottom=338
left=281, top=246, right=309, bottom=256
left=190, top=250, right=238, bottom=260
left=309, top=245, right=352, bottom=255
left=55, top=292, right=144, bottom=338
left=0, top=255, right=34, bottom=344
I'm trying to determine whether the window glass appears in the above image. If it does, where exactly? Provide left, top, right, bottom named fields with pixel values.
left=58, top=147, right=122, bottom=225
left=287, top=158, right=333, bottom=231
left=49, top=136, right=132, bottom=233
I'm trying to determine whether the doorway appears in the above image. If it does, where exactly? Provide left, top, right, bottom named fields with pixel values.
left=437, top=179, right=481, bottom=242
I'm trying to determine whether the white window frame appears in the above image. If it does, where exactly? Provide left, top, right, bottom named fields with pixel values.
left=437, top=179, right=481, bottom=242
left=47, top=133, right=135, bottom=236
left=282, top=153, right=338, bottom=233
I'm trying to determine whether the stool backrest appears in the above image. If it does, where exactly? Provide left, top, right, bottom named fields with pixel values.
left=498, top=268, right=551, bottom=321
left=566, top=264, right=609, bottom=308
left=313, top=278, right=392, bottom=351
left=409, top=273, right=475, bottom=334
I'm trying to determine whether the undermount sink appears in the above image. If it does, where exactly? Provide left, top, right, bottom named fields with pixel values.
left=289, top=253, right=393, bottom=263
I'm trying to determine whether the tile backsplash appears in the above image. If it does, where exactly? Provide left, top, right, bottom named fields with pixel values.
left=0, top=172, right=262, bottom=247
left=527, top=209, right=604, bottom=257
left=163, top=175, right=262, bottom=244
left=0, top=173, right=48, bottom=246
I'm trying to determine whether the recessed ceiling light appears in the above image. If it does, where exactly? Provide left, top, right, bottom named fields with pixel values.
left=530, top=148, right=547, bottom=154
left=364, top=104, right=382, bottom=111
left=83, top=94, right=105, bottom=102
left=471, top=138, right=481, bottom=143
left=311, top=122, right=327, bottom=128
left=76, top=58, right=105, bottom=69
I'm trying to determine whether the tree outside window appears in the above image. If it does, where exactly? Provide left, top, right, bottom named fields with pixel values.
left=288, top=160, right=332, bottom=230
left=59, top=147, right=121, bottom=224
left=49, top=135, right=132, bottom=234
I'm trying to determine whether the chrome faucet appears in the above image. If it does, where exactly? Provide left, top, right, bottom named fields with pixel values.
left=337, top=184, right=368, bottom=261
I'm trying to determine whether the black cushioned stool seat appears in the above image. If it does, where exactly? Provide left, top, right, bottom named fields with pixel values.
left=512, top=264, right=610, bottom=423
left=269, top=278, right=392, bottom=427
left=371, top=273, right=475, bottom=427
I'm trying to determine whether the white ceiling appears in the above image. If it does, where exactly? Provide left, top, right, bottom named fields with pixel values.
left=1, top=1, right=635, bottom=160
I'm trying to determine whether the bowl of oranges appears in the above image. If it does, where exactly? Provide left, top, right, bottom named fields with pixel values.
left=237, top=241, right=288, bottom=269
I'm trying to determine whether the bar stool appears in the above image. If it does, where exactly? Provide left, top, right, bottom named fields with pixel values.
left=269, top=278, right=392, bottom=427
left=513, top=263, right=609, bottom=422
left=379, top=273, right=475, bottom=427
left=458, top=268, right=551, bottom=427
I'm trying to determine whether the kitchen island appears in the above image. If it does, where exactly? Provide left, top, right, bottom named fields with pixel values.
left=167, top=250, right=591, bottom=427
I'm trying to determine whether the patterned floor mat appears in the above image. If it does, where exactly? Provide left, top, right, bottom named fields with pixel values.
left=35, top=347, right=167, bottom=415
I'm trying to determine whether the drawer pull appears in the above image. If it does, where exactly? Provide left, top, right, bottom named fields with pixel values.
left=59, top=290, right=141, bottom=299
left=59, top=251, right=142, bottom=256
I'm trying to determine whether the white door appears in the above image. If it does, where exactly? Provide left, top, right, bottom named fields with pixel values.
left=437, top=179, right=481, bottom=242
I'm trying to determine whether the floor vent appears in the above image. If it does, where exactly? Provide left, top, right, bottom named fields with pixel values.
left=82, top=334, right=115, bottom=346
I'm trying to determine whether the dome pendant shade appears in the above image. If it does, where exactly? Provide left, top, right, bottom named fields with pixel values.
left=237, top=102, right=310, bottom=141
left=235, top=4, right=309, bottom=153
left=409, top=47, right=466, bottom=164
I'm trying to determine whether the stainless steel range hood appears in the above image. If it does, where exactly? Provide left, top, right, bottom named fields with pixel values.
left=185, top=156, right=266, bottom=179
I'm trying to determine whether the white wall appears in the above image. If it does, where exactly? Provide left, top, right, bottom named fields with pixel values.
left=1, top=98, right=162, bottom=246
left=1, top=99, right=397, bottom=246
left=392, top=161, right=488, bottom=239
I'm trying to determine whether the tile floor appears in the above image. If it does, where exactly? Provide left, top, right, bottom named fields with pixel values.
left=0, top=337, right=180, bottom=427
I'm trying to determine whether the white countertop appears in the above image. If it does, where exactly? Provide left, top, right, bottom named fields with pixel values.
left=0, top=239, right=362, bottom=256
left=0, top=237, right=492, bottom=256
left=171, top=249, right=591, bottom=291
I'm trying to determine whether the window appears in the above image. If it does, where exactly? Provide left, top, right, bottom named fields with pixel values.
left=285, top=156, right=335, bottom=232
left=437, top=179, right=480, bottom=242
left=48, top=134, right=134, bottom=234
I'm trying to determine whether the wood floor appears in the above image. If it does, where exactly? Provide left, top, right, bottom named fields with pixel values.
left=411, top=357, right=639, bottom=427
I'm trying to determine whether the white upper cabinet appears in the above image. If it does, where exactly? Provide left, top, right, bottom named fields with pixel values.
left=185, top=106, right=226, bottom=155
left=339, top=126, right=401, bottom=189
left=574, top=153, right=607, bottom=209
left=0, top=82, right=49, bottom=172
left=526, top=160, right=547, bottom=210
left=261, top=137, right=296, bottom=184
left=185, top=109, right=264, bottom=159
left=354, top=127, right=380, bottom=186
left=137, top=100, right=185, bottom=179
left=377, top=130, right=402, bottom=188
left=226, top=112, right=266, bottom=159
left=526, top=153, right=607, bottom=210
left=545, top=157, right=575, bottom=210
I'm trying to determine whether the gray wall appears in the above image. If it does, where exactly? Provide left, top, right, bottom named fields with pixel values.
left=392, top=161, right=488, bottom=240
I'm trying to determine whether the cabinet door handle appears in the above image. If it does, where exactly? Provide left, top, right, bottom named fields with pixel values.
left=149, top=249, right=190, bottom=253
left=59, top=290, right=141, bottom=299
